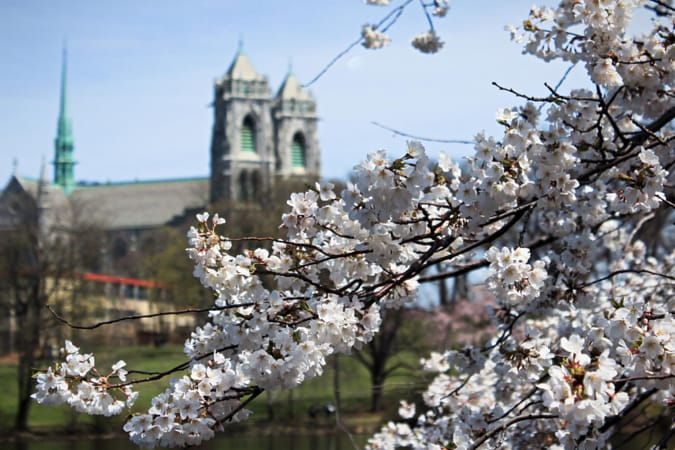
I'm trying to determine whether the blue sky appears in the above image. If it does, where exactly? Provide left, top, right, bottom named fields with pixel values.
left=0, top=0, right=583, bottom=186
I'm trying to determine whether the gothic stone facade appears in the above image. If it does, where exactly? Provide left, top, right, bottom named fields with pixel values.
left=210, top=51, right=320, bottom=204
left=1, top=48, right=320, bottom=271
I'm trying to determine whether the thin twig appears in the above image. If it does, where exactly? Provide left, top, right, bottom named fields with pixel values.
left=468, top=414, right=558, bottom=450
left=371, top=121, right=474, bottom=144
left=492, top=81, right=564, bottom=103
left=46, top=303, right=254, bottom=330
left=304, top=0, right=414, bottom=87
left=108, top=344, right=239, bottom=388
left=611, top=373, right=675, bottom=383
left=578, top=269, right=675, bottom=289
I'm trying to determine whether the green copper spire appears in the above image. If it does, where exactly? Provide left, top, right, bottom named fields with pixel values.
left=54, top=45, right=76, bottom=195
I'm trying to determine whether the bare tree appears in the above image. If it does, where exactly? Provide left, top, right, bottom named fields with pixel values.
left=353, top=308, right=434, bottom=412
left=0, top=179, right=101, bottom=430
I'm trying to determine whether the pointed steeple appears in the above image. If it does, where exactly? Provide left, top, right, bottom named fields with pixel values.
left=276, top=71, right=313, bottom=102
left=53, top=45, right=76, bottom=195
left=275, top=69, right=316, bottom=118
left=216, top=44, right=269, bottom=100
left=226, top=48, right=262, bottom=81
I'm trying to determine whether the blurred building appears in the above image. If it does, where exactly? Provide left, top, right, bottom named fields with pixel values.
left=1, top=46, right=320, bottom=272
left=0, top=47, right=320, bottom=349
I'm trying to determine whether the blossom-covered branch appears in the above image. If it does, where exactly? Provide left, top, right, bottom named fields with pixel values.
left=33, top=1, right=674, bottom=448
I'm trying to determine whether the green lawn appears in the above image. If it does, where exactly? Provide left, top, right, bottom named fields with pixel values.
left=0, top=344, right=426, bottom=435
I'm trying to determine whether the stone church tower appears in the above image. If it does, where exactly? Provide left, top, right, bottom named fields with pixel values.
left=209, top=49, right=319, bottom=204
left=0, top=46, right=324, bottom=307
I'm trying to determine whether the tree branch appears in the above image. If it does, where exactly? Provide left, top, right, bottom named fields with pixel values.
left=468, top=413, right=558, bottom=450
left=304, top=0, right=414, bottom=87
left=578, top=269, right=675, bottom=289
left=370, top=121, right=474, bottom=144
left=46, top=303, right=254, bottom=330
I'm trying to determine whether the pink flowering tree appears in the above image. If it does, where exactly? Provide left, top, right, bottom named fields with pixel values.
left=33, top=1, right=674, bottom=448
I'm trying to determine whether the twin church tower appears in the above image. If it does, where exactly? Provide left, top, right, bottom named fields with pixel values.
left=0, top=45, right=321, bottom=303
left=51, top=45, right=320, bottom=207
left=209, top=48, right=320, bottom=204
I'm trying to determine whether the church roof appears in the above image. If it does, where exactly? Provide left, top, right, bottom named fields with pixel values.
left=71, top=177, right=209, bottom=230
left=276, top=71, right=313, bottom=102
left=0, top=176, right=72, bottom=230
left=226, top=51, right=264, bottom=81
left=10, top=176, right=71, bottom=211
left=4, top=176, right=208, bottom=231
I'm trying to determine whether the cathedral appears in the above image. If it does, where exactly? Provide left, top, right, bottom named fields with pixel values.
left=0, top=47, right=320, bottom=275
left=0, top=47, right=321, bottom=350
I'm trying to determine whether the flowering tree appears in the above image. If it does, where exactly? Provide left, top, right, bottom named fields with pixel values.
left=33, top=0, right=674, bottom=448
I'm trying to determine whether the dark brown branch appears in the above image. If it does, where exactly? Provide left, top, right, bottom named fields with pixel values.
left=578, top=269, right=675, bottom=289
left=646, top=0, right=675, bottom=14
left=420, top=235, right=557, bottom=282
left=486, top=388, right=538, bottom=424
left=657, top=193, right=675, bottom=209
left=576, top=102, right=675, bottom=184
left=599, top=388, right=657, bottom=433
left=213, top=386, right=264, bottom=428
left=46, top=303, right=254, bottom=330
left=419, top=260, right=486, bottom=282
left=611, top=374, right=675, bottom=383
left=544, top=82, right=600, bottom=102
left=108, top=345, right=239, bottom=388
left=112, top=360, right=190, bottom=387
left=468, top=414, right=558, bottom=450
left=424, top=204, right=535, bottom=271
left=629, top=105, right=675, bottom=146
left=653, top=423, right=675, bottom=450
left=492, top=81, right=564, bottom=103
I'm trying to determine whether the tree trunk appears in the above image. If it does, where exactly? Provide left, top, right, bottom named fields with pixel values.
left=15, top=356, right=34, bottom=431
left=450, top=273, right=468, bottom=305
left=287, top=389, right=294, bottom=419
left=370, top=362, right=386, bottom=412
left=439, top=275, right=448, bottom=306
left=15, top=313, right=38, bottom=429
left=333, top=354, right=341, bottom=414
left=14, top=282, right=43, bottom=431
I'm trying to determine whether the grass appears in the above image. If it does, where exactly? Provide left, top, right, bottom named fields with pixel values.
left=0, top=344, right=426, bottom=436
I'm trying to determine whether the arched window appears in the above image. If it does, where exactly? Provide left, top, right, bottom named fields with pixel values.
left=291, top=132, right=306, bottom=168
left=239, top=170, right=249, bottom=201
left=241, top=116, right=256, bottom=153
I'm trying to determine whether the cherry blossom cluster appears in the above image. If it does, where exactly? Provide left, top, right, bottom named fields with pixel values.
left=368, top=245, right=674, bottom=449
left=32, top=340, right=137, bottom=416
left=361, top=0, right=449, bottom=53
left=122, top=351, right=251, bottom=448
left=365, top=1, right=675, bottom=448
left=33, top=0, right=674, bottom=448
left=484, top=246, right=548, bottom=310
left=410, top=30, right=444, bottom=54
